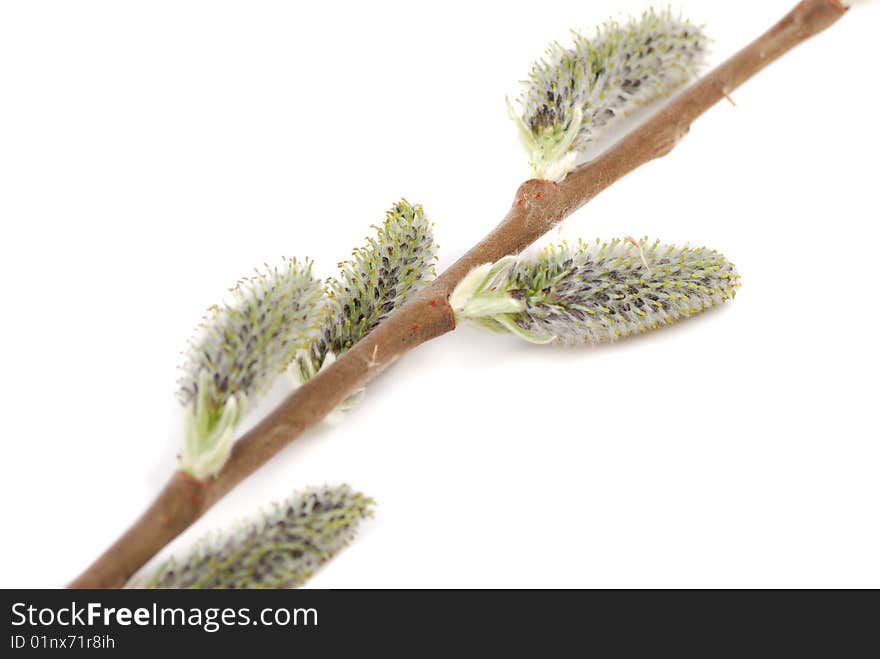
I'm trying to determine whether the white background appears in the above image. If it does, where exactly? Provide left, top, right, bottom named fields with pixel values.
left=1, top=0, right=878, bottom=589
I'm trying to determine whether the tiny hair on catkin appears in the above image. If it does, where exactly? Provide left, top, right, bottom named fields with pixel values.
left=178, top=257, right=325, bottom=480
left=131, top=484, right=374, bottom=589
left=510, top=8, right=708, bottom=179
left=450, top=238, right=740, bottom=344
left=295, top=198, right=438, bottom=384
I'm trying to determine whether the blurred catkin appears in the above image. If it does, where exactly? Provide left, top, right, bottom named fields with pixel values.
left=134, top=485, right=374, bottom=589
left=178, top=258, right=324, bottom=479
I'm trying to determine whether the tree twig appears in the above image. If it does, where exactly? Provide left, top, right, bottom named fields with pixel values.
left=69, top=0, right=849, bottom=589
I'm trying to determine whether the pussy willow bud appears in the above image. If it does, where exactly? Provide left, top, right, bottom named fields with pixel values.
left=451, top=238, right=739, bottom=344
left=178, top=258, right=324, bottom=480
left=510, top=8, right=708, bottom=179
left=295, top=199, right=437, bottom=383
left=133, top=485, right=374, bottom=589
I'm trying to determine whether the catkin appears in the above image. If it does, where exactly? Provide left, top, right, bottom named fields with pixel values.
left=511, top=8, right=708, bottom=178
left=453, top=238, right=739, bottom=344
left=135, top=485, right=374, bottom=589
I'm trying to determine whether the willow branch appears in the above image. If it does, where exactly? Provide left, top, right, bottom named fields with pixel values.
left=69, top=0, right=848, bottom=589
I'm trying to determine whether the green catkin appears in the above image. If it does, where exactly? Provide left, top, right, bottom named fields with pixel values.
left=133, top=485, right=374, bottom=589
left=178, top=258, right=324, bottom=479
left=511, top=8, right=708, bottom=179
left=296, top=199, right=438, bottom=382
left=451, top=238, right=740, bottom=344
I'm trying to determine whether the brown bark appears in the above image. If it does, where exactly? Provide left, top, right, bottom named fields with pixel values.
left=69, top=0, right=848, bottom=589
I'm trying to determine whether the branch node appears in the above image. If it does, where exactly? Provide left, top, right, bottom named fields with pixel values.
left=513, top=179, right=559, bottom=208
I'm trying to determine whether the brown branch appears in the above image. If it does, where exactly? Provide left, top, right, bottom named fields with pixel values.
left=69, top=0, right=848, bottom=589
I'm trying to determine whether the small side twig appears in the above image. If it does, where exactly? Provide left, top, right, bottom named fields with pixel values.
left=69, top=0, right=849, bottom=589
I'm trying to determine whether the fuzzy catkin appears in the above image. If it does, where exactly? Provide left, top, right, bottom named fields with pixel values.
left=512, top=8, right=708, bottom=178
left=178, top=258, right=324, bottom=479
left=296, top=199, right=437, bottom=381
left=453, top=239, right=740, bottom=344
left=134, top=485, right=374, bottom=589
left=179, top=258, right=324, bottom=408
